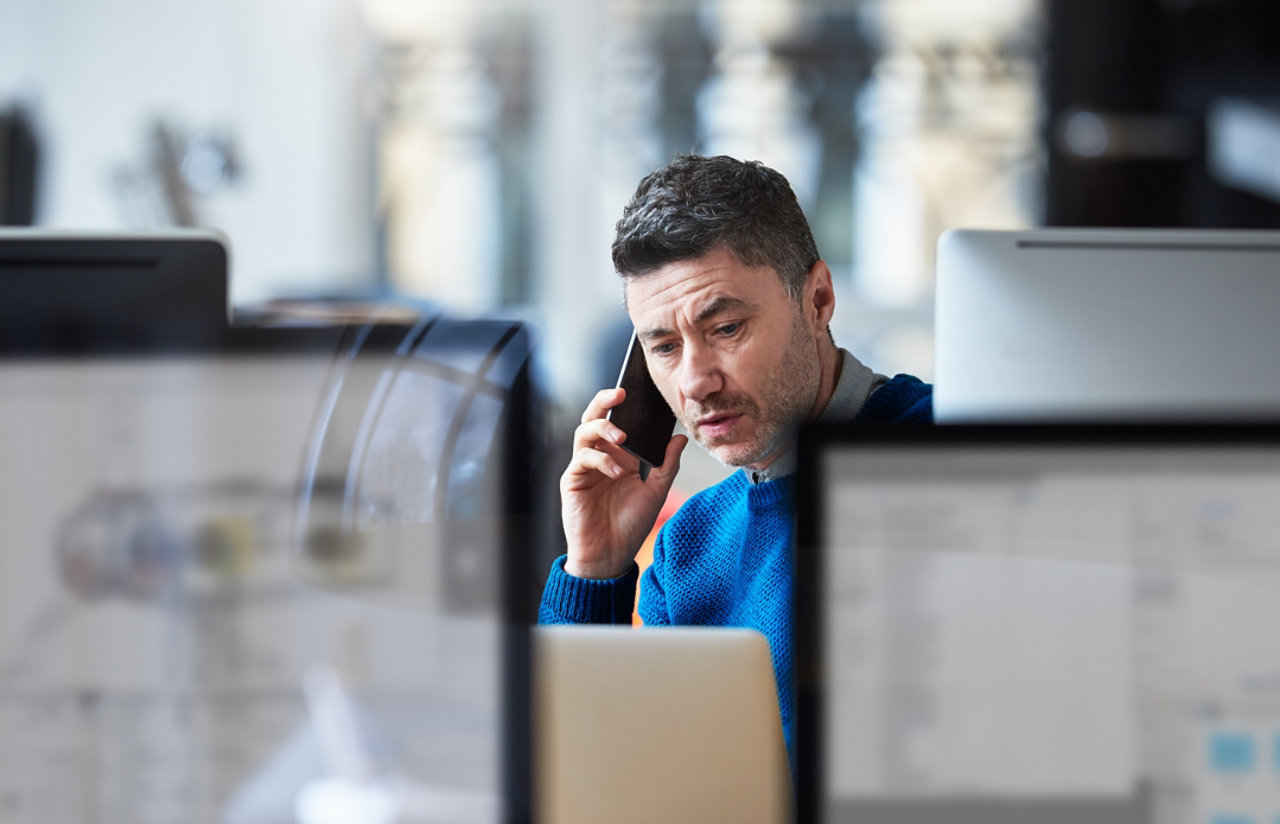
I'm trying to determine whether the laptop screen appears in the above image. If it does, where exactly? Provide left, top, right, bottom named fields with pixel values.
left=796, top=425, right=1280, bottom=824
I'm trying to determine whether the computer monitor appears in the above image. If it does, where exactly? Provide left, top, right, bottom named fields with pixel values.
left=796, top=423, right=1280, bottom=824
left=0, top=231, right=535, bottom=824
left=934, top=228, right=1280, bottom=422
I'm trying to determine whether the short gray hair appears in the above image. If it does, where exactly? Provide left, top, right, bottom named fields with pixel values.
left=611, top=154, right=820, bottom=301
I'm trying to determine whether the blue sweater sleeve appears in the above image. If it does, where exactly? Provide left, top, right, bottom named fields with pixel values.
left=637, top=528, right=672, bottom=627
left=538, top=555, right=638, bottom=624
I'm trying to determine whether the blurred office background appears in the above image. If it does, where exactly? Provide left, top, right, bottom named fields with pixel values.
left=3, top=1, right=1280, bottom=822
left=6, top=0, right=1279, bottom=406
left=0, top=0, right=1048, bottom=406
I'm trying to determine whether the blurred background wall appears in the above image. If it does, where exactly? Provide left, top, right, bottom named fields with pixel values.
left=0, top=0, right=377, bottom=302
left=2, top=0, right=1279, bottom=414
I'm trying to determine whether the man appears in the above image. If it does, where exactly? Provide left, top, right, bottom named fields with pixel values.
left=539, top=154, right=932, bottom=757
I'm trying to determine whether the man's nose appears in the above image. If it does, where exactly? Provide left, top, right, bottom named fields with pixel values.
left=677, top=343, right=724, bottom=402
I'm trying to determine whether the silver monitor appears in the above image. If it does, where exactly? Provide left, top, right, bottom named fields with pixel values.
left=934, top=228, right=1280, bottom=422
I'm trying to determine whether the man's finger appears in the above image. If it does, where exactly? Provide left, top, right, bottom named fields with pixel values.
left=571, top=417, right=627, bottom=454
left=563, top=442, right=643, bottom=488
left=581, top=387, right=625, bottom=424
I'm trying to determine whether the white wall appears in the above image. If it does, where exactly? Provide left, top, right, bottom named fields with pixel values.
left=0, top=0, right=377, bottom=305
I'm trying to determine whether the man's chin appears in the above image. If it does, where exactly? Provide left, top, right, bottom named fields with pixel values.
left=690, top=434, right=747, bottom=467
left=695, top=428, right=793, bottom=470
left=701, top=438, right=772, bottom=469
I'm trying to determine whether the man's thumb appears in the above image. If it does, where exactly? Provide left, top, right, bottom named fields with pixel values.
left=650, top=433, right=689, bottom=484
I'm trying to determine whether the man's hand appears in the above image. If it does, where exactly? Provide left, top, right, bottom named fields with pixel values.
left=560, top=387, right=688, bottom=580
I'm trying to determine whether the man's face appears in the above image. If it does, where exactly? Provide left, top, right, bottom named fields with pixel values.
left=624, top=246, right=825, bottom=470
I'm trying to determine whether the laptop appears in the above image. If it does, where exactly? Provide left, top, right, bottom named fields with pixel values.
left=534, top=625, right=792, bottom=824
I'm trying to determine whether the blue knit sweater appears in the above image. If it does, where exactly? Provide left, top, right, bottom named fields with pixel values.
left=538, top=374, right=933, bottom=765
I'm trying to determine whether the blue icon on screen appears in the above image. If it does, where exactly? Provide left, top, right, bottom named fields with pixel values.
left=1208, top=815, right=1253, bottom=824
left=1209, top=732, right=1257, bottom=773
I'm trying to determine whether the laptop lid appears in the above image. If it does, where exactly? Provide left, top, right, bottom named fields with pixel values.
left=534, top=625, right=791, bottom=824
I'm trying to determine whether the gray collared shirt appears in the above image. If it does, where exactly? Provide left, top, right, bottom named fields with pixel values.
left=745, top=349, right=887, bottom=484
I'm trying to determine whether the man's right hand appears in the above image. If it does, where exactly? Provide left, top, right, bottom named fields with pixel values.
left=559, top=387, right=688, bottom=580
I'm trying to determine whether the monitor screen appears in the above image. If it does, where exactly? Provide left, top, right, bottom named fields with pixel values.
left=0, top=233, right=534, bottom=824
left=934, top=228, right=1280, bottom=423
left=797, top=424, right=1280, bottom=824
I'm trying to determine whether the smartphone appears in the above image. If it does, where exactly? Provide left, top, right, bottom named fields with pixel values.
left=607, top=330, right=677, bottom=477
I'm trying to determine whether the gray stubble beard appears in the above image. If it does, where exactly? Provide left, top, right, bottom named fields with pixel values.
left=688, top=309, right=820, bottom=469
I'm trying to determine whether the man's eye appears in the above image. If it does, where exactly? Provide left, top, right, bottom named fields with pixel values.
left=716, top=322, right=741, bottom=336
left=651, top=342, right=676, bottom=356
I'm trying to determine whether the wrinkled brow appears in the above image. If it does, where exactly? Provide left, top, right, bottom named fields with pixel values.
left=639, top=295, right=750, bottom=342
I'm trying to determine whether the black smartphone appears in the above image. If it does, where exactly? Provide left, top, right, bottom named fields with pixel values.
left=607, top=330, right=677, bottom=477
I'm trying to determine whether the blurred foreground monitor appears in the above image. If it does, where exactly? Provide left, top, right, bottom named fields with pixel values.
left=0, top=231, right=534, bottom=824
left=798, top=424, right=1280, bottom=824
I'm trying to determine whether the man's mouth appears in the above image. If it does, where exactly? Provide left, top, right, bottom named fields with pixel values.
left=695, top=412, right=742, bottom=440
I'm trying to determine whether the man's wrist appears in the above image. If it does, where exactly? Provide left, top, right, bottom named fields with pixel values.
left=564, top=557, right=632, bottom=581
left=542, top=556, right=638, bottom=625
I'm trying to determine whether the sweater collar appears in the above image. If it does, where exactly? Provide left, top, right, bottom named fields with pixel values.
left=745, top=348, right=886, bottom=484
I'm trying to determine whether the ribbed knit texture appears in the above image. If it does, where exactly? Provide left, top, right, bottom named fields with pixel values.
left=538, top=374, right=934, bottom=770
left=641, top=471, right=797, bottom=751
left=856, top=373, right=933, bottom=424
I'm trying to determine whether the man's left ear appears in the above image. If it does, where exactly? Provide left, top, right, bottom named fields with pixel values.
left=805, top=260, right=836, bottom=328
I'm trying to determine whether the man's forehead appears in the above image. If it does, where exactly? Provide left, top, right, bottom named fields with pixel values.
left=622, top=248, right=791, bottom=327
left=632, top=294, right=752, bottom=340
